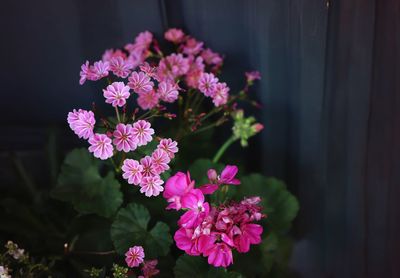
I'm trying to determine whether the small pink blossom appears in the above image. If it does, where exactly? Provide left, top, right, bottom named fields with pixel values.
left=109, top=56, right=133, bottom=78
left=183, top=37, right=204, bottom=55
left=201, top=48, right=223, bottom=66
left=140, top=156, right=157, bottom=177
left=132, top=120, right=154, bottom=146
left=198, top=72, right=218, bottom=97
left=88, top=133, right=114, bottom=160
left=125, top=246, right=145, bottom=268
left=245, top=71, right=261, bottom=83
left=102, top=48, right=127, bottom=62
left=158, top=80, right=179, bottom=103
left=67, top=109, right=95, bottom=139
left=103, top=82, right=130, bottom=107
left=200, top=165, right=241, bottom=195
left=128, top=71, right=154, bottom=93
left=122, top=159, right=143, bottom=185
left=157, top=138, right=179, bottom=159
left=186, top=56, right=205, bottom=88
left=137, top=90, right=159, bottom=110
left=167, top=53, right=190, bottom=76
left=164, top=28, right=185, bottom=43
left=140, top=259, right=160, bottom=278
left=113, top=123, right=138, bottom=152
left=79, top=61, right=94, bottom=85
left=151, top=149, right=170, bottom=175
left=140, top=175, right=164, bottom=197
left=212, top=82, right=229, bottom=107
left=203, top=242, right=233, bottom=268
left=163, top=172, right=194, bottom=210
left=91, top=60, right=110, bottom=80
left=140, top=62, right=158, bottom=78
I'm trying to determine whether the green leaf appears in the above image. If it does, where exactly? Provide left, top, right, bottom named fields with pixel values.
left=174, top=255, right=244, bottom=278
left=188, top=159, right=224, bottom=185
left=260, top=232, right=294, bottom=273
left=237, top=174, right=299, bottom=233
left=110, top=203, right=172, bottom=258
left=51, top=148, right=123, bottom=218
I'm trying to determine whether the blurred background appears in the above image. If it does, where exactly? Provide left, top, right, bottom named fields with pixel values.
left=0, top=0, right=399, bottom=277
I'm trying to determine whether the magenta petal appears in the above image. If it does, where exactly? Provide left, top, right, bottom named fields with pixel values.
left=199, top=184, right=219, bottom=195
left=220, top=165, right=238, bottom=181
left=207, top=169, right=218, bottom=181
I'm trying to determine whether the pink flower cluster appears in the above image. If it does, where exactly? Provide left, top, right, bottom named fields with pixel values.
left=163, top=167, right=264, bottom=268
left=122, top=138, right=178, bottom=197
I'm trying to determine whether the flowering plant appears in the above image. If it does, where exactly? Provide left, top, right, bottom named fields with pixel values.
left=0, top=28, right=298, bottom=277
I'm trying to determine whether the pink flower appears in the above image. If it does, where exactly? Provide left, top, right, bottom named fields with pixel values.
left=151, top=149, right=170, bottom=175
left=113, top=123, right=138, bottom=152
left=245, top=71, right=261, bottom=83
left=109, top=56, right=133, bottom=78
left=186, top=57, right=205, bottom=88
left=122, top=159, right=143, bottom=185
left=157, top=138, right=179, bottom=159
left=140, top=62, right=158, bottom=78
left=198, top=72, right=218, bottom=97
left=128, top=71, right=154, bottom=93
left=174, top=228, right=215, bottom=256
left=125, top=246, right=145, bottom=268
left=103, top=82, right=130, bottom=107
left=233, top=223, right=263, bottom=253
left=88, top=133, right=114, bottom=160
left=102, top=48, right=127, bottom=62
left=183, top=38, right=204, bottom=55
left=132, top=120, right=154, bottom=146
left=167, top=53, right=190, bottom=76
left=203, top=242, right=233, bottom=268
left=135, top=31, right=153, bottom=51
left=212, top=82, right=229, bottom=107
left=164, top=28, right=185, bottom=43
left=140, top=175, right=164, bottom=197
left=91, top=60, right=110, bottom=80
left=163, top=172, right=194, bottom=210
left=140, top=259, right=160, bottom=278
left=201, top=48, right=223, bottom=66
left=67, top=109, right=95, bottom=139
left=158, top=80, right=179, bottom=103
left=140, top=156, right=157, bottom=177
left=200, top=165, right=241, bottom=195
left=79, top=61, right=94, bottom=85
left=137, top=90, right=159, bottom=110
left=179, top=189, right=210, bottom=228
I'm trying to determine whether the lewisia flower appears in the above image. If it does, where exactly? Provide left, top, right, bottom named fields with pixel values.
left=137, top=90, right=159, bottom=110
left=128, top=71, right=154, bottom=93
left=157, top=138, right=179, bottom=159
left=67, top=109, right=95, bottom=140
left=183, top=37, right=204, bottom=56
left=88, top=133, right=114, bottom=160
left=79, top=61, right=93, bottom=85
left=91, top=60, right=110, bottom=80
left=140, top=175, right=164, bottom=197
left=201, top=48, right=223, bottom=66
left=164, top=28, right=185, bottom=44
left=212, top=82, right=229, bottom=107
left=122, top=159, right=143, bottom=185
left=151, top=149, right=170, bottom=175
left=139, top=259, right=160, bottom=278
left=102, top=48, right=127, bottom=62
left=185, top=56, right=205, bottom=88
left=158, top=80, right=179, bottom=103
left=125, top=246, right=145, bottom=268
left=131, top=120, right=154, bottom=146
left=245, top=71, right=261, bottom=83
left=198, top=72, right=218, bottom=97
left=109, top=56, right=133, bottom=78
left=113, top=123, right=138, bottom=152
left=103, top=82, right=131, bottom=107
left=140, top=156, right=157, bottom=177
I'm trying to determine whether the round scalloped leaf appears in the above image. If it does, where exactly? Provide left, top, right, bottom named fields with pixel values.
left=110, top=203, right=172, bottom=258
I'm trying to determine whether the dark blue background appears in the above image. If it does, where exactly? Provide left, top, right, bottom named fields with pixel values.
left=1, top=1, right=399, bottom=277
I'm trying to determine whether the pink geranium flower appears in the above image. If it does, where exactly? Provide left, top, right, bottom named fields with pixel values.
left=91, top=60, right=110, bottom=80
left=109, top=56, right=133, bottom=78
left=140, top=175, right=164, bottom=197
left=125, top=246, right=145, bottom=268
left=88, top=133, right=114, bottom=160
left=132, top=120, right=154, bottom=146
left=200, top=165, right=241, bottom=195
left=212, top=82, right=229, bottom=107
left=151, top=149, right=170, bottom=175
left=137, top=90, right=159, bottom=110
left=113, top=123, right=138, bottom=152
left=158, top=80, right=179, bottom=103
left=163, top=172, right=194, bottom=210
left=122, top=159, right=143, bottom=185
left=164, top=28, right=185, bottom=44
left=198, top=72, right=218, bottom=97
left=103, top=82, right=130, bottom=107
left=203, top=242, right=233, bottom=268
left=140, top=156, right=157, bottom=177
left=67, top=109, right=95, bottom=139
left=157, top=138, right=179, bottom=159
left=233, top=223, right=263, bottom=253
left=179, top=189, right=210, bottom=228
left=128, top=71, right=154, bottom=93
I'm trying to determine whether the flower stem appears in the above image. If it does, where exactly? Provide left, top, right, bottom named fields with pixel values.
left=212, top=136, right=237, bottom=163
left=115, top=107, right=121, bottom=123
